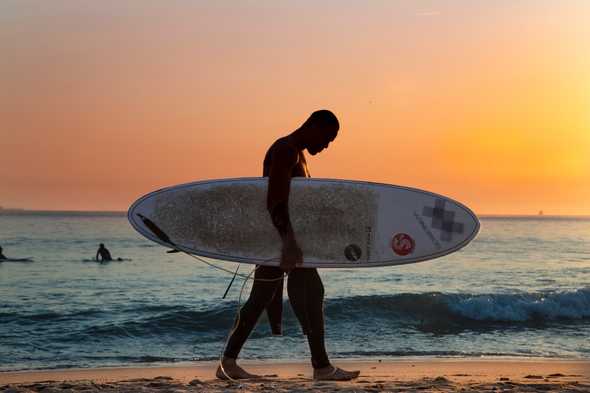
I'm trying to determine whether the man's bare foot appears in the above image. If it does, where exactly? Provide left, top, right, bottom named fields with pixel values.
left=313, top=365, right=360, bottom=381
left=216, top=358, right=261, bottom=380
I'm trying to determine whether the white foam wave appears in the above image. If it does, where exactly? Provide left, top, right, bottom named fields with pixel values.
left=447, top=289, right=590, bottom=322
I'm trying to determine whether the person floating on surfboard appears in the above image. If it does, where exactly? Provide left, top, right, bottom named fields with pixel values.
left=0, top=245, right=32, bottom=262
left=217, top=110, right=360, bottom=381
left=96, top=243, right=113, bottom=262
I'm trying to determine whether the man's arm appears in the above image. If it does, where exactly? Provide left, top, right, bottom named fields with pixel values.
left=267, top=144, right=296, bottom=240
left=267, top=144, right=302, bottom=271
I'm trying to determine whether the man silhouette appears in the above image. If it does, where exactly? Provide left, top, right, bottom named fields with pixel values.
left=217, top=110, right=360, bottom=381
left=96, top=243, right=113, bottom=262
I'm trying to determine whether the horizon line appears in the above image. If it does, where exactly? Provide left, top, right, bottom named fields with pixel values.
left=1, top=208, right=589, bottom=219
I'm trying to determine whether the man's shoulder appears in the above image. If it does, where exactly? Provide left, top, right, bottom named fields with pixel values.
left=269, top=137, right=299, bottom=164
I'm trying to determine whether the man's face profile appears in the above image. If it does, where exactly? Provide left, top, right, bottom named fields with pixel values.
left=307, top=126, right=338, bottom=156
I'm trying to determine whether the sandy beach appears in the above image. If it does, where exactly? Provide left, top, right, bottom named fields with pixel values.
left=2, top=359, right=589, bottom=392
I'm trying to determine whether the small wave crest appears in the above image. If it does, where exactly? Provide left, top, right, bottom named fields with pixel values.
left=76, top=304, right=238, bottom=339
left=81, top=288, right=590, bottom=338
left=445, top=289, right=590, bottom=322
left=4, top=289, right=589, bottom=340
left=326, top=289, right=590, bottom=324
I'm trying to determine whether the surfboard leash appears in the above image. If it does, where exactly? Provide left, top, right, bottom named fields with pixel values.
left=136, top=213, right=284, bottom=282
left=222, top=265, right=240, bottom=299
left=136, top=213, right=286, bottom=382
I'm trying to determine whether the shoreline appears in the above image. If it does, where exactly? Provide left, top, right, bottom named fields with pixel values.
left=2, top=355, right=588, bottom=373
left=2, top=358, right=589, bottom=392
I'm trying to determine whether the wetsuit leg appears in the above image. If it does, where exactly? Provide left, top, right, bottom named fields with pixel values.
left=287, top=268, right=330, bottom=369
left=223, top=265, right=283, bottom=359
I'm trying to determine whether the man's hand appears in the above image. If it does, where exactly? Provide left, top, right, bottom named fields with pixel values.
left=280, top=237, right=303, bottom=272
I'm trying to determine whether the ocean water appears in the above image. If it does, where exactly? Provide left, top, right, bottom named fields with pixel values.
left=1, top=212, right=589, bottom=371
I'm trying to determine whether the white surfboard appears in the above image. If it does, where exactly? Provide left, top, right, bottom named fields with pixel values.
left=128, top=178, right=479, bottom=268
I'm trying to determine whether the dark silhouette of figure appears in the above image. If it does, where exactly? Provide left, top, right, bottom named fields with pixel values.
left=96, top=243, right=113, bottom=262
left=217, top=110, right=360, bottom=381
left=0, top=246, right=32, bottom=262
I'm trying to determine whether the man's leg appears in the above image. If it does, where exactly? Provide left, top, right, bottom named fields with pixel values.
left=287, top=268, right=359, bottom=380
left=287, top=268, right=330, bottom=368
left=218, top=265, right=283, bottom=379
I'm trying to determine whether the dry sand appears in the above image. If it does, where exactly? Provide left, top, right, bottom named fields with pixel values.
left=1, top=359, right=589, bottom=392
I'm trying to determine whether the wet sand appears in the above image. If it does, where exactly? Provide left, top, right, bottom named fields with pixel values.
left=2, top=359, right=589, bottom=392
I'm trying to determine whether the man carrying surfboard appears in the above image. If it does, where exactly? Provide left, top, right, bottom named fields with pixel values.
left=217, top=110, right=360, bottom=381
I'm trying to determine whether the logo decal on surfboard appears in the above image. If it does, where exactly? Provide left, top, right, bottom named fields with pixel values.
left=422, top=198, right=464, bottom=242
left=344, top=244, right=362, bottom=261
left=391, top=233, right=415, bottom=256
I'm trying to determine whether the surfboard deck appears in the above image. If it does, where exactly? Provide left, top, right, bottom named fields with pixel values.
left=128, top=178, right=479, bottom=268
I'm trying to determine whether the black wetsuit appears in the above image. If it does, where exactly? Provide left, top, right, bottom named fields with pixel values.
left=223, top=137, right=330, bottom=369
left=97, top=247, right=112, bottom=262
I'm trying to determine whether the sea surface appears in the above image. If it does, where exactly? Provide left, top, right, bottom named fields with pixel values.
left=1, top=212, right=589, bottom=371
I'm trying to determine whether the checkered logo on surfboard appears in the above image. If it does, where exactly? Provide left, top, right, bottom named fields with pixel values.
left=422, top=198, right=464, bottom=242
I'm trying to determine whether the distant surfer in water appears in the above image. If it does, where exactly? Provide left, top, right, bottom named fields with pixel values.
left=218, top=110, right=360, bottom=381
left=0, top=246, right=31, bottom=262
left=96, top=243, right=113, bottom=262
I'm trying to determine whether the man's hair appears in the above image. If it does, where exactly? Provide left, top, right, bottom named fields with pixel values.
left=303, top=110, right=339, bottom=133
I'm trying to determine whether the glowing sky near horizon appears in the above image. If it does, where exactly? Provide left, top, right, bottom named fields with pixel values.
left=1, top=1, right=588, bottom=214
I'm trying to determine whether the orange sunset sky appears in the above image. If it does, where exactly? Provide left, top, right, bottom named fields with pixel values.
left=1, top=1, right=588, bottom=214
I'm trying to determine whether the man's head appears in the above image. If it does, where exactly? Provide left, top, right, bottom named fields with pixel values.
left=99, top=243, right=104, bottom=248
left=300, top=110, right=339, bottom=155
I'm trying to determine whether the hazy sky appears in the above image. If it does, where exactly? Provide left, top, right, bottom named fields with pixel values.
left=1, top=1, right=588, bottom=214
